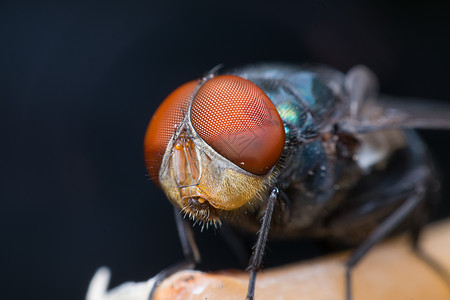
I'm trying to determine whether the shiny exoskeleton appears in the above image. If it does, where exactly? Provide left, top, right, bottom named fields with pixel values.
left=144, top=64, right=450, bottom=300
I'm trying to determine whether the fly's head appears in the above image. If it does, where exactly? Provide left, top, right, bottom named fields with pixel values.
left=144, top=74, right=285, bottom=227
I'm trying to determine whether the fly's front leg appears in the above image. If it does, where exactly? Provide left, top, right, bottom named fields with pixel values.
left=344, top=183, right=426, bottom=300
left=147, top=206, right=201, bottom=300
left=246, top=187, right=279, bottom=300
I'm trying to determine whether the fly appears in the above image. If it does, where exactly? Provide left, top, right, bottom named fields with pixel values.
left=143, top=63, right=450, bottom=300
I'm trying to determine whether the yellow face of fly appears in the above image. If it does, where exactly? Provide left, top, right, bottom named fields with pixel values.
left=158, top=122, right=278, bottom=226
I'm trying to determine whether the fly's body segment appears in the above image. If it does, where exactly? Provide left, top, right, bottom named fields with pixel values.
left=144, top=64, right=450, bottom=300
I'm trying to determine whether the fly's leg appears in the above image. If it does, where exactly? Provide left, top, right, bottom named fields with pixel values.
left=344, top=184, right=425, bottom=300
left=174, top=206, right=201, bottom=262
left=147, top=206, right=201, bottom=300
left=246, top=187, right=279, bottom=300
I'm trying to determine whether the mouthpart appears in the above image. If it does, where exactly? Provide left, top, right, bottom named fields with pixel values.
left=180, top=197, right=222, bottom=229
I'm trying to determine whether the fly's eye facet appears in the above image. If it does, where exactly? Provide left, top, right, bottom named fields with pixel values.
left=144, top=81, right=198, bottom=184
left=191, top=75, right=285, bottom=175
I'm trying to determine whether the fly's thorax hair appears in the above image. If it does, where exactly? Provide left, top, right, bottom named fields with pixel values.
left=158, top=118, right=280, bottom=227
left=271, top=122, right=307, bottom=190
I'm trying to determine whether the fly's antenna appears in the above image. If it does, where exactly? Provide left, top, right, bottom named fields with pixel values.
left=202, top=64, right=224, bottom=81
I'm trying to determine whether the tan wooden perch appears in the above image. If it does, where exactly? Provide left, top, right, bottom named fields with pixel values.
left=86, top=219, right=450, bottom=300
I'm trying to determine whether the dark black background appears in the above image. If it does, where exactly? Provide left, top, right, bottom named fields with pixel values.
left=1, top=1, right=450, bottom=299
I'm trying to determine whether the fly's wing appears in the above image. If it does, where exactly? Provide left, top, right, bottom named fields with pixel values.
left=344, top=95, right=450, bottom=132
left=338, top=65, right=450, bottom=133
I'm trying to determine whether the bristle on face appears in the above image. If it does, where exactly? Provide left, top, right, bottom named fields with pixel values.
left=180, top=198, right=222, bottom=230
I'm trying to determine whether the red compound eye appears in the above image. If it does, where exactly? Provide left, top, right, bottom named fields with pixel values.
left=144, top=81, right=198, bottom=185
left=191, top=75, right=285, bottom=175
